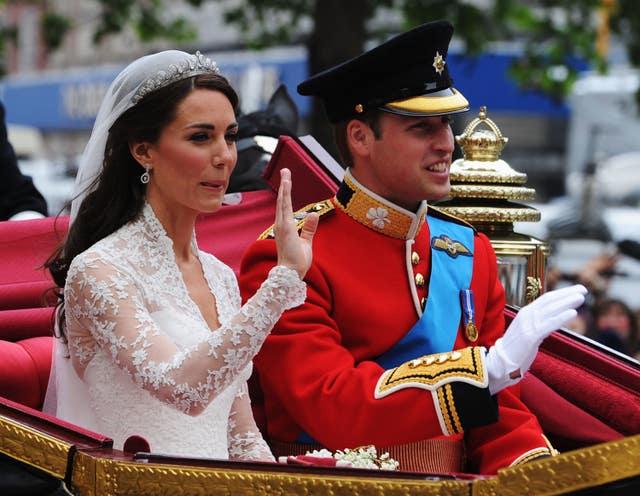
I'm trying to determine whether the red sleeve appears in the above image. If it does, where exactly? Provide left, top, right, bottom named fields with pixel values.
left=463, top=233, right=550, bottom=474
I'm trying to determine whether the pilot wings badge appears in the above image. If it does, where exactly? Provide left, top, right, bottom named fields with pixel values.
left=431, top=235, right=471, bottom=259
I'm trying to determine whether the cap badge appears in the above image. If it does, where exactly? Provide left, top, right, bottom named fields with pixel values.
left=432, top=51, right=446, bottom=75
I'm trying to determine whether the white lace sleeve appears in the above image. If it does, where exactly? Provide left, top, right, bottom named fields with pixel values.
left=227, top=381, right=274, bottom=462
left=65, top=255, right=305, bottom=415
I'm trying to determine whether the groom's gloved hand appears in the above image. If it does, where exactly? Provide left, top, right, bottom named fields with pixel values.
left=486, top=284, right=587, bottom=395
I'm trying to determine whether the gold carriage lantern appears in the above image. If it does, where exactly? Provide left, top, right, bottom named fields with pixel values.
left=435, top=107, right=548, bottom=306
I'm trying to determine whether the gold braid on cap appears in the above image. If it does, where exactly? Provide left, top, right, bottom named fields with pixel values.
left=131, top=51, right=220, bottom=104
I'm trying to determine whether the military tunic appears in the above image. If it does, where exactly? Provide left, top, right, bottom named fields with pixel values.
left=239, top=170, right=552, bottom=474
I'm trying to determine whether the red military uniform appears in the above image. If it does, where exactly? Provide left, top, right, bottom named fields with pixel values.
left=239, top=171, right=552, bottom=474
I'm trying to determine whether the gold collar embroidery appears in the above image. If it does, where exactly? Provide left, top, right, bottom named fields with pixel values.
left=334, top=170, right=427, bottom=240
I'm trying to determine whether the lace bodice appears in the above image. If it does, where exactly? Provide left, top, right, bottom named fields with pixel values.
left=54, top=203, right=305, bottom=460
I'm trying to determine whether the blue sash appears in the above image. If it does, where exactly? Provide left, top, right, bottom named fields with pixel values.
left=375, top=215, right=474, bottom=369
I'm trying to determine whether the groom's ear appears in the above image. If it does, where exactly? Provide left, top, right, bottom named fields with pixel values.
left=129, top=142, right=153, bottom=167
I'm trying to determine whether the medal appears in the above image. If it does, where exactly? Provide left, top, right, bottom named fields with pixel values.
left=465, top=322, right=478, bottom=342
left=460, top=289, right=478, bottom=342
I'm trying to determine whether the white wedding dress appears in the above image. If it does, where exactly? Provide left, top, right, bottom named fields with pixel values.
left=48, top=203, right=305, bottom=460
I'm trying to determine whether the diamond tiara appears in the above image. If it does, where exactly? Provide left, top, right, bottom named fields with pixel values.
left=131, top=51, right=220, bottom=104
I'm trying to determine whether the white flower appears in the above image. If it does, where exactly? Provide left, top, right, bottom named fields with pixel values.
left=366, top=207, right=391, bottom=229
left=306, top=449, right=334, bottom=458
left=306, top=445, right=399, bottom=471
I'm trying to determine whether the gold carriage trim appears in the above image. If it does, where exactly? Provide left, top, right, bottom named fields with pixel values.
left=0, top=414, right=73, bottom=479
left=71, top=450, right=471, bottom=496
left=473, top=434, right=640, bottom=496
left=258, top=200, right=335, bottom=240
left=374, top=346, right=487, bottom=398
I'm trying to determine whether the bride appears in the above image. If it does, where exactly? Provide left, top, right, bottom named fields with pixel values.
left=44, top=50, right=318, bottom=461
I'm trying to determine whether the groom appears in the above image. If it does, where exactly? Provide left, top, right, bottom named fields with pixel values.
left=239, top=20, right=586, bottom=474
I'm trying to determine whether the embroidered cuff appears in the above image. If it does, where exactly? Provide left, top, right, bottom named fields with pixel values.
left=374, top=347, right=498, bottom=435
left=264, top=265, right=307, bottom=310
left=509, top=447, right=553, bottom=467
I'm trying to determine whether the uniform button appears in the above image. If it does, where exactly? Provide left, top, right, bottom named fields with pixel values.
left=421, top=297, right=427, bottom=310
left=411, top=252, right=420, bottom=265
left=415, top=273, right=425, bottom=288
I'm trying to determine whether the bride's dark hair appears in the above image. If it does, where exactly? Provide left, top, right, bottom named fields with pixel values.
left=46, top=73, right=238, bottom=338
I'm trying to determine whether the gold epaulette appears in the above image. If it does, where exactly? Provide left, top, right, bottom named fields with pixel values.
left=428, top=206, right=477, bottom=233
left=258, top=199, right=335, bottom=240
left=375, top=346, right=487, bottom=398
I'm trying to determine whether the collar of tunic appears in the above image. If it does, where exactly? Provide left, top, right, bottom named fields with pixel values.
left=334, top=169, right=427, bottom=240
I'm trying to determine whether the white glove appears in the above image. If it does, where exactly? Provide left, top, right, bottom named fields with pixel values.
left=486, top=284, right=587, bottom=395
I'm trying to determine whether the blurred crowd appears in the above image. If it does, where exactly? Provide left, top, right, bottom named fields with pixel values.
left=548, top=251, right=640, bottom=362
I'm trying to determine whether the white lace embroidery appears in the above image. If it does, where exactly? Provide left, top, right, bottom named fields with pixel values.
left=228, top=383, right=274, bottom=462
left=59, top=203, right=303, bottom=459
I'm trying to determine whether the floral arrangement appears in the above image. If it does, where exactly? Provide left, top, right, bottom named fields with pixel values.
left=305, top=445, right=399, bottom=471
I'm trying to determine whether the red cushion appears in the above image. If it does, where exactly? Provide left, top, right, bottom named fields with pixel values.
left=530, top=352, right=640, bottom=437
left=0, top=336, right=52, bottom=409
left=0, top=280, right=56, bottom=310
left=0, top=216, right=68, bottom=285
left=520, top=373, right=623, bottom=452
left=18, top=336, right=54, bottom=405
left=0, top=307, right=54, bottom=341
left=507, top=306, right=640, bottom=449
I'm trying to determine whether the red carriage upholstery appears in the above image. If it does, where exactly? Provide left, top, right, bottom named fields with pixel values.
left=518, top=312, right=640, bottom=452
left=0, top=216, right=66, bottom=409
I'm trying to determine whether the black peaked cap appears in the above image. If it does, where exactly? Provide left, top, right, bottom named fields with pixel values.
left=297, top=20, right=468, bottom=123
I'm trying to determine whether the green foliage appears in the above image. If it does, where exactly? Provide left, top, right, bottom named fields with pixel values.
left=504, top=1, right=603, bottom=99
left=401, top=0, right=497, bottom=54
left=41, top=13, right=71, bottom=50
left=216, top=0, right=313, bottom=48
left=93, top=0, right=134, bottom=43
left=92, top=0, right=197, bottom=43
left=136, top=5, right=197, bottom=42
left=0, top=24, right=16, bottom=75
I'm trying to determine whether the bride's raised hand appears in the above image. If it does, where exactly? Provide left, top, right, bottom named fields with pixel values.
left=274, top=168, right=319, bottom=279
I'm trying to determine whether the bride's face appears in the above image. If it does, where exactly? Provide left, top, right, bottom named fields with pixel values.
left=145, top=88, right=238, bottom=216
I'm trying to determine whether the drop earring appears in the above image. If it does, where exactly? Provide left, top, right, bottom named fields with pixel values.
left=140, top=163, right=151, bottom=184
